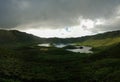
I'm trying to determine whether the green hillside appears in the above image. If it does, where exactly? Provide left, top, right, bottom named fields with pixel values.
left=0, top=30, right=43, bottom=44
left=77, top=37, right=120, bottom=48
left=74, top=31, right=120, bottom=56
left=0, top=30, right=120, bottom=82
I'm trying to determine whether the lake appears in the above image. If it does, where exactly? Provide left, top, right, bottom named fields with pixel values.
left=66, top=46, right=93, bottom=53
left=38, top=43, right=50, bottom=47
left=38, top=43, right=67, bottom=48
left=38, top=43, right=93, bottom=53
left=53, top=44, right=68, bottom=48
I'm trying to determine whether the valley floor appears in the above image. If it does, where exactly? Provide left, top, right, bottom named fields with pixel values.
left=0, top=43, right=120, bottom=82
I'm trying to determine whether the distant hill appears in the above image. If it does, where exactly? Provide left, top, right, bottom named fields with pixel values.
left=0, top=29, right=120, bottom=47
left=76, top=30, right=120, bottom=48
left=44, top=30, right=120, bottom=43
left=0, top=29, right=44, bottom=45
left=0, top=29, right=120, bottom=82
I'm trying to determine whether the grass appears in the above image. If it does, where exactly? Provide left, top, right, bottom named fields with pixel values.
left=0, top=42, right=120, bottom=82
left=76, top=37, right=120, bottom=48
left=0, top=45, right=89, bottom=82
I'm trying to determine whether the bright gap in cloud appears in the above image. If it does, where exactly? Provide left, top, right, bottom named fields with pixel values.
left=21, top=26, right=92, bottom=38
left=22, top=26, right=91, bottom=38
left=20, top=18, right=105, bottom=38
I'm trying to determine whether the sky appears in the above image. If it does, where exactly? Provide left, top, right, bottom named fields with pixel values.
left=0, top=0, right=120, bottom=38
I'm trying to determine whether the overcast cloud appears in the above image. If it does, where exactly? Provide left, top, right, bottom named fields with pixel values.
left=0, top=0, right=120, bottom=33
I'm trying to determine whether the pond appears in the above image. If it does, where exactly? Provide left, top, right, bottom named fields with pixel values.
left=66, top=46, right=93, bottom=53
left=38, top=43, right=68, bottom=48
left=38, top=43, right=50, bottom=47
left=53, top=44, right=67, bottom=48
left=38, top=43, right=93, bottom=53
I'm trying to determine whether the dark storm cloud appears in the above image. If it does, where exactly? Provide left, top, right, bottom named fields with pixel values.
left=0, top=0, right=120, bottom=31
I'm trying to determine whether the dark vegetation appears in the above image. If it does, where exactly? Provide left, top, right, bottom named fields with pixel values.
left=0, top=29, right=120, bottom=82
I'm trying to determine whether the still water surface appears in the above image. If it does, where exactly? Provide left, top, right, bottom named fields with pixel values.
left=38, top=43, right=93, bottom=53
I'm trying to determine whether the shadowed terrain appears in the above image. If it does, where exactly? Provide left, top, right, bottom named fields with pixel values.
left=0, top=30, right=120, bottom=82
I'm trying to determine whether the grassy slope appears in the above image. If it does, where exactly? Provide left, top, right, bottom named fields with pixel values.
left=0, top=46, right=89, bottom=82
left=77, top=37, right=120, bottom=48
left=0, top=30, right=120, bottom=82
left=81, top=43, right=120, bottom=82
left=74, top=32, right=120, bottom=82
left=0, top=43, right=120, bottom=82
left=76, top=32, right=120, bottom=55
